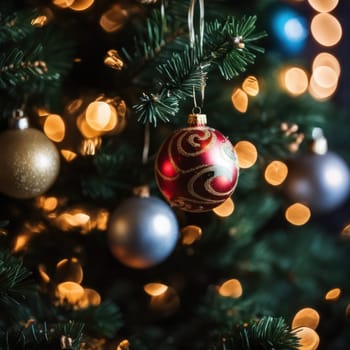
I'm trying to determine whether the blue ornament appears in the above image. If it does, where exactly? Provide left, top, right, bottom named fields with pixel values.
left=270, top=6, right=308, bottom=55
left=108, top=196, right=179, bottom=269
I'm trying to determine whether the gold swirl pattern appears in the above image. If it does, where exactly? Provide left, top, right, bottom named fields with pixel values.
left=155, top=126, right=239, bottom=212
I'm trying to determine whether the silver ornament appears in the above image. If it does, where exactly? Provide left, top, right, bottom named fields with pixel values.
left=284, top=150, right=350, bottom=213
left=108, top=196, right=179, bottom=269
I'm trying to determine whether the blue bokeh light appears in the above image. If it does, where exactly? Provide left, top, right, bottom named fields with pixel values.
left=271, top=7, right=309, bottom=55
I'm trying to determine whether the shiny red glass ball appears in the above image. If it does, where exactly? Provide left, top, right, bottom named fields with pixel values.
left=155, top=125, right=239, bottom=212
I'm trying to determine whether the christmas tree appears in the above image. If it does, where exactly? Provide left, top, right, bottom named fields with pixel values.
left=0, top=0, right=350, bottom=349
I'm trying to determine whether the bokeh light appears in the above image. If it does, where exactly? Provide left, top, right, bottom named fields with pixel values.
left=61, top=149, right=78, bottom=162
left=308, top=73, right=338, bottom=101
left=235, top=140, right=258, bottom=169
left=55, top=281, right=85, bottom=304
left=69, top=0, right=95, bottom=11
left=285, top=203, right=311, bottom=226
left=312, top=66, right=338, bottom=88
left=325, top=287, right=341, bottom=301
left=52, top=0, right=74, bottom=8
left=85, top=101, right=111, bottom=131
left=43, top=114, right=65, bottom=142
left=218, top=279, right=243, bottom=298
left=56, top=258, right=84, bottom=284
left=100, top=4, right=128, bottom=33
left=311, top=13, right=342, bottom=47
left=144, top=283, right=168, bottom=296
left=242, top=76, right=259, bottom=96
left=292, top=307, right=320, bottom=330
left=181, top=225, right=202, bottom=245
left=232, top=88, right=248, bottom=113
left=213, top=198, right=235, bottom=217
left=312, top=53, right=341, bottom=78
left=264, top=160, right=288, bottom=186
left=307, top=0, right=339, bottom=13
left=283, top=67, right=309, bottom=96
left=295, top=326, right=320, bottom=350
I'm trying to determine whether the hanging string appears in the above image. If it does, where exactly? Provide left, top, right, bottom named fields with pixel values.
left=142, top=122, right=151, bottom=165
left=187, top=0, right=204, bottom=52
left=188, top=0, right=206, bottom=110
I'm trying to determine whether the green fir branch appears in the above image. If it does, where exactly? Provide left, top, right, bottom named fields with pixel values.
left=0, top=250, right=36, bottom=307
left=1, top=321, right=84, bottom=349
left=0, top=9, right=36, bottom=43
left=213, top=317, right=299, bottom=350
left=133, top=15, right=266, bottom=124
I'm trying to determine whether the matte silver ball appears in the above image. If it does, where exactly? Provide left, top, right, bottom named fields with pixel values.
left=284, top=151, right=350, bottom=213
left=108, top=196, right=179, bottom=269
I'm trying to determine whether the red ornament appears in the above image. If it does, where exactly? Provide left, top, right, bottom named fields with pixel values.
left=155, top=114, right=239, bottom=212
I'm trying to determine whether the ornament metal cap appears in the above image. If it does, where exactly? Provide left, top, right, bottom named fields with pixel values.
left=9, top=109, right=29, bottom=130
left=310, top=127, right=328, bottom=155
left=187, top=113, right=207, bottom=126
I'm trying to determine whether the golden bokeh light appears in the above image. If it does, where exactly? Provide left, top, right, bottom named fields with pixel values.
left=308, top=73, right=338, bottom=101
left=77, top=288, right=101, bottom=308
left=79, top=137, right=102, bottom=156
left=117, top=339, right=130, bottom=350
left=95, top=209, right=109, bottom=231
left=345, top=304, right=350, bottom=318
left=292, top=307, right=320, bottom=330
left=285, top=203, right=311, bottom=226
left=294, top=326, right=320, bottom=350
left=38, top=264, right=51, bottom=283
left=307, top=0, right=339, bottom=12
left=61, top=149, right=78, bottom=162
left=31, top=15, right=48, bottom=27
left=144, top=283, right=168, bottom=296
left=325, top=287, right=341, bottom=301
left=218, top=278, right=243, bottom=298
left=37, top=196, right=58, bottom=212
left=66, top=98, right=83, bottom=114
left=311, top=13, right=342, bottom=47
left=235, top=140, right=258, bottom=169
left=149, top=286, right=180, bottom=315
left=213, top=198, right=235, bottom=217
left=12, top=234, right=30, bottom=253
left=232, top=88, right=248, bottom=113
left=264, top=160, right=288, bottom=186
left=99, top=4, right=128, bottom=33
left=43, top=114, right=65, bottom=142
left=242, top=75, right=259, bottom=96
left=180, top=225, right=202, bottom=245
left=77, top=113, right=102, bottom=138
left=56, top=258, right=84, bottom=284
left=104, top=49, right=124, bottom=70
left=312, top=66, right=338, bottom=89
left=69, top=0, right=95, bottom=11
left=312, top=53, right=341, bottom=78
left=85, top=101, right=111, bottom=131
left=283, top=67, right=309, bottom=96
left=340, top=224, right=350, bottom=239
left=52, top=0, right=74, bottom=8
left=55, top=281, right=85, bottom=304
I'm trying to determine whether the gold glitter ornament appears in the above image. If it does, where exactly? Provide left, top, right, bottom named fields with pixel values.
left=0, top=110, right=60, bottom=199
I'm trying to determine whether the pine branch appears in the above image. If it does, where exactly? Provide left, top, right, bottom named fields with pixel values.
left=1, top=321, right=84, bottom=349
left=0, top=9, right=36, bottom=43
left=133, top=15, right=266, bottom=125
left=213, top=317, right=299, bottom=350
left=0, top=249, right=36, bottom=308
